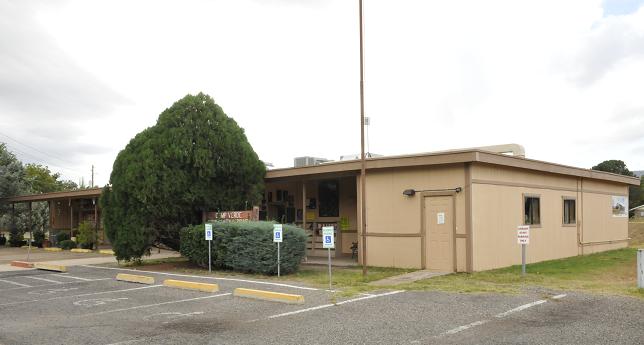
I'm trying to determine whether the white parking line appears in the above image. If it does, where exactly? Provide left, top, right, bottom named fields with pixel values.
left=0, top=278, right=112, bottom=292
left=0, top=278, right=32, bottom=287
left=87, top=292, right=232, bottom=316
left=0, top=284, right=163, bottom=307
left=25, top=276, right=64, bottom=284
left=436, top=294, right=567, bottom=338
left=52, top=274, right=94, bottom=281
left=443, top=320, right=489, bottom=335
left=256, top=290, right=405, bottom=321
left=81, top=265, right=322, bottom=291
left=495, top=299, right=547, bottom=318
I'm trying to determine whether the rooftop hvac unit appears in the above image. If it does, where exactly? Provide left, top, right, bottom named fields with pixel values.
left=294, top=156, right=331, bottom=167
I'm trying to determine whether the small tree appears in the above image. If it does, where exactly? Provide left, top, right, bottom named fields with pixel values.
left=8, top=223, right=23, bottom=247
left=592, top=159, right=641, bottom=213
left=101, top=93, right=266, bottom=262
left=76, top=221, right=95, bottom=250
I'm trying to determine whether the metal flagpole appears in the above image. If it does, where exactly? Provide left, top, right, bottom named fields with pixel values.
left=359, top=0, right=368, bottom=277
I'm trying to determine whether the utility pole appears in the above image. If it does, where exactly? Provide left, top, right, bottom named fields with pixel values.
left=91, top=165, right=94, bottom=187
left=359, top=0, right=368, bottom=276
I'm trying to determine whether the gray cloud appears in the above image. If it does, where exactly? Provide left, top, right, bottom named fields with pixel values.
left=0, top=1, right=126, bottom=174
left=566, top=13, right=644, bottom=86
left=0, top=2, right=127, bottom=118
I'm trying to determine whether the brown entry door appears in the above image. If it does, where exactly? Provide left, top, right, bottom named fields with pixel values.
left=424, top=196, right=454, bottom=272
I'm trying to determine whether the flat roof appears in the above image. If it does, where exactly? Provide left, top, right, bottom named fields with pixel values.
left=265, top=149, right=641, bottom=186
left=0, top=187, right=103, bottom=203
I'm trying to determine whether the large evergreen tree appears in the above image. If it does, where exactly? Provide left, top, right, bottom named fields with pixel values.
left=101, top=93, right=266, bottom=261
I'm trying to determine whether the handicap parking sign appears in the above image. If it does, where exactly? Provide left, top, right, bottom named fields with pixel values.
left=273, top=224, right=283, bottom=243
left=205, top=223, right=213, bottom=241
left=322, top=226, right=334, bottom=249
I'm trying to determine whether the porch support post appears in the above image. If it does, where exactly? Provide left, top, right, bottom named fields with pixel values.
left=69, top=198, right=73, bottom=238
left=302, top=181, right=307, bottom=260
left=94, top=198, right=98, bottom=250
left=28, top=201, right=32, bottom=245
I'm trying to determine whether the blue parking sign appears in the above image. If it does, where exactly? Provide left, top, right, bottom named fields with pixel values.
left=205, top=223, right=213, bottom=241
left=273, top=224, right=283, bottom=243
left=322, top=226, right=334, bottom=249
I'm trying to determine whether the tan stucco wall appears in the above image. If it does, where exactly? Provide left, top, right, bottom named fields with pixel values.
left=363, top=164, right=466, bottom=269
left=471, top=163, right=628, bottom=271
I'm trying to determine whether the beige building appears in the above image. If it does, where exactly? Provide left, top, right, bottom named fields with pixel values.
left=263, top=148, right=639, bottom=272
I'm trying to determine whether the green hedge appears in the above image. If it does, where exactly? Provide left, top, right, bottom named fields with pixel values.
left=180, top=221, right=307, bottom=275
left=59, top=240, right=77, bottom=250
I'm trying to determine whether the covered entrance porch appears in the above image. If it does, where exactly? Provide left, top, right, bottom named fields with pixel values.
left=262, top=174, right=360, bottom=261
left=1, top=188, right=105, bottom=246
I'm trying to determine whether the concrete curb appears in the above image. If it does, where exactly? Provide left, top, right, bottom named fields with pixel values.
left=10, top=261, right=34, bottom=268
left=70, top=248, right=93, bottom=253
left=116, top=273, right=155, bottom=285
left=99, top=249, right=115, bottom=255
left=163, top=279, right=219, bottom=293
left=34, top=263, right=67, bottom=272
left=44, top=248, right=63, bottom=252
left=233, top=288, right=305, bottom=304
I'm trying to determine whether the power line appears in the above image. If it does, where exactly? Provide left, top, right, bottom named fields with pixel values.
left=0, top=131, right=78, bottom=167
left=2, top=142, right=85, bottom=178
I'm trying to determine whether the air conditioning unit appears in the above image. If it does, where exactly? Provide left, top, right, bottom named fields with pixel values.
left=294, top=156, right=331, bottom=167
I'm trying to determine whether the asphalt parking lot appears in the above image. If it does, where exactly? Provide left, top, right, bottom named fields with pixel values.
left=0, top=266, right=642, bottom=345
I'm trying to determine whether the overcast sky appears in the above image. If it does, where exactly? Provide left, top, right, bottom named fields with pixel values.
left=1, top=0, right=643, bottom=186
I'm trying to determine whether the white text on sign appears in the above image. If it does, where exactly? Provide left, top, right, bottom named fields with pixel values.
left=517, top=225, right=530, bottom=245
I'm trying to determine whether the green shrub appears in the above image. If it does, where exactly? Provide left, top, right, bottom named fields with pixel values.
left=56, top=232, right=71, bottom=243
left=33, top=230, right=45, bottom=248
left=8, top=225, right=24, bottom=247
left=76, top=221, right=95, bottom=250
left=180, top=221, right=307, bottom=275
left=59, top=240, right=77, bottom=250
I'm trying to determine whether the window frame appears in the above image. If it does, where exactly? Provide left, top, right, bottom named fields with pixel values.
left=562, top=196, right=577, bottom=226
left=318, top=179, right=340, bottom=218
left=522, top=193, right=541, bottom=227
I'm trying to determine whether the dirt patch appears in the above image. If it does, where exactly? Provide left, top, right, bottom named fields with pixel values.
left=629, top=222, right=644, bottom=246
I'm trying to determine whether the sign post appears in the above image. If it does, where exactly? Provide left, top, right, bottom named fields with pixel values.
left=205, top=223, right=213, bottom=273
left=517, top=225, right=530, bottom=276
left=637, top=249, right=643, bottom=289
left=273, top=224, right=283, bottom=277
left=322, top=226, right=335, bottom=289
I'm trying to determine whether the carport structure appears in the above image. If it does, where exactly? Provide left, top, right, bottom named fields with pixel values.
left=0, top=187, right=104, bottom=244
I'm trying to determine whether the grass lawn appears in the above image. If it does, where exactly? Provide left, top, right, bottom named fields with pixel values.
left=110, top=224, right=644, bottom=299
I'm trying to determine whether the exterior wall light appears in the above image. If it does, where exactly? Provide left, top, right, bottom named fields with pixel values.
left=402, top=187, right=462, bottom=197
left=402, top=189, right=416, bottom=197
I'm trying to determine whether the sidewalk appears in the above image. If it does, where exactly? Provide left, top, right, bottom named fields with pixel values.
left=369, top=270, right=449, bottom=286
left=0, top=248, right=181, bottom=272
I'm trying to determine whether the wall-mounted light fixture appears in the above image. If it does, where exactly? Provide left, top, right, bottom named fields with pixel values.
left=402, top=189, right=416, bottom=197
left=402, top=187, right=462, bottom=197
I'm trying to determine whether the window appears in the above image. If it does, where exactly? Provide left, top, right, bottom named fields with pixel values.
left=523, top=195, right=540, bottom=225
left=318, top=180, right=339, bottom=217
left=563, top=198, right=576, bottom=225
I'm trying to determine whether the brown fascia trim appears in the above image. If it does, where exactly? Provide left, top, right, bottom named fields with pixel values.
left=265, top=149, right=640, bottom=186
left=0, top=187, right=104, bottom=203
left=475, top=152, right=640, bottom=186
